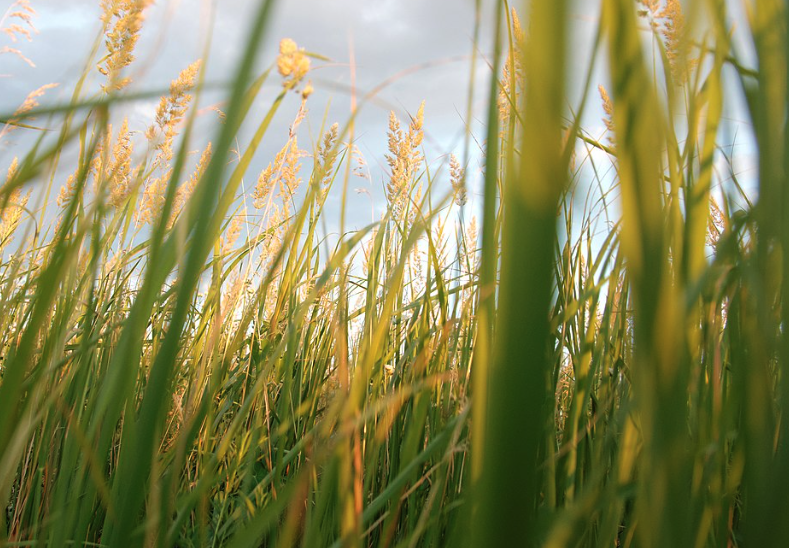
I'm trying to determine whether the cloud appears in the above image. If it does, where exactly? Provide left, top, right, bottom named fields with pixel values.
left=2, top=0, right=501, bottom=230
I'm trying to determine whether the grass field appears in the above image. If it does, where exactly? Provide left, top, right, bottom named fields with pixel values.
left=1, top=0, right=788, bottom=546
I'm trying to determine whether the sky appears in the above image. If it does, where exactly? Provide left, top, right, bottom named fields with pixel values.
left=1, top=0, right=759, bottom=239
left=1, top=0, right=506, bottom=233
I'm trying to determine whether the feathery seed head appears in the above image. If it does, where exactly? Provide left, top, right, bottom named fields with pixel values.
left=108, top=118, right=134, bottom=207
left=16, top=82, right=57, bottom=115
left=146, top=60, right=201, bottom=165
left=57, top=171, right=78, bottom=208
left=3, top=83, right=58, bottom=139
left=277, top=38, right=310, bottom=89
left=0, top=0, right=38, bottom=69
left=598, top=85, right=616, bottom=145
left=1, top=158, right=28, bottom=249
left=449, top=154, right=466, bottom=207
left=168, top=142, right=212, bottom=228
left=409, top=101, right=425, bottom=148
left=138, top=170, right=170, bottom=226
left=1, top=1, right=37, bottom=43
left=511, top=7, right=524, bottom=44
left=98, top=0, right=152, bottom=92
left=497, top=10, right=524, bottom=129
left=0, top=176, right=28, bottom=253
left=314, top=122, right=339, bottom=187
left=385, top=103, right=425, bottom=220
left=659, top=0, right=690, bottom=84
left=278, top=135, right=306, bottom=202
left=254, top=134, right=306, bottom=209
left=221, top=214, right=243, bottom=255
left=254, top=163, right=276, bottom=209
left=5, top=157, right=19, bottom=183
left=352, top=144, right=369, bottom=180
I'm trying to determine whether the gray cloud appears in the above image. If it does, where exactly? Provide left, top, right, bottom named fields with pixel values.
left=2, top=0, right=499, bottom=231
left=2, top=1, right=620, bottom=233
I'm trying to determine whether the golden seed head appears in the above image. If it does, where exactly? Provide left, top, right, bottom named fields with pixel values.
left=449, top=154, right=466, bottom=207
left=1, top=158, right=28, bottom=250
left=466, top=216, right=477, bottom=249
left=409, top=101, right=425, bottom=148
left=7, top=83, right=59, bottom=132
left=98, top=0, right=153, bottom=92
left=352, top=144, right=369, bottom=180
left=168, top=142, right=212, bottom=228
left=511, top=7, right=524, bottom=44
left=385, top=103, right=425, bottom=220
left=147, top=60, right=202, bottom=165
left=221, top=214, right=243, bottom=255
left=598, top=85, right=615, bottom=145
left=6, top=157, right=19, bottom=183
left=1, top=1, right=38, bottom=45
left=254, top=136, right=305, bottom=210
left=278, top=135, right=306, bottom=202
left=277, top=38, right=310, bottom=88
left=254, top=163, right=275, bottom=209
left=108, top=118, right=134, bottom=207
left=707, top=196, right=725, bottom=248
left=315, top=122, right=339, bottom=187
left=138, top=170, right=170, bottom=226
left=659, top=0, right=689, bottom=84
left=279, top=38, right=297, bottom=56
left=57, top=171, right=77, bottom=207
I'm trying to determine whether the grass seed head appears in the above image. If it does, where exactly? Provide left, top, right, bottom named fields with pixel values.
left=277, top=38, right=310, bottom=89
left=385, top=102, right=425, bottom=220
left=0, top=158, right=28, bottom=252
left=449, top=153, right=466, bottom=207
left=598, top=84, right=615, bottom=145
left=108, top=118, right=134, bottom=207
left=98, top=0, right=152, bottom=92
left=1, top=1, right=38, bottom=44
left=168, top=142, right=212, bottom=228
left=315, top=122, right=339, bottom=187
left=138, top=170, right=170, bottom=226
left=146, top=60, right=202, bottom=165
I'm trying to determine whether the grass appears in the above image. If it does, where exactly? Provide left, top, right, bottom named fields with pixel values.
left=1, top=0, right=788, bottom=546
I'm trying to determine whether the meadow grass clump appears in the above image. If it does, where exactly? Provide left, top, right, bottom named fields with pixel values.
left=0, top=0, right=788, bottom=547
